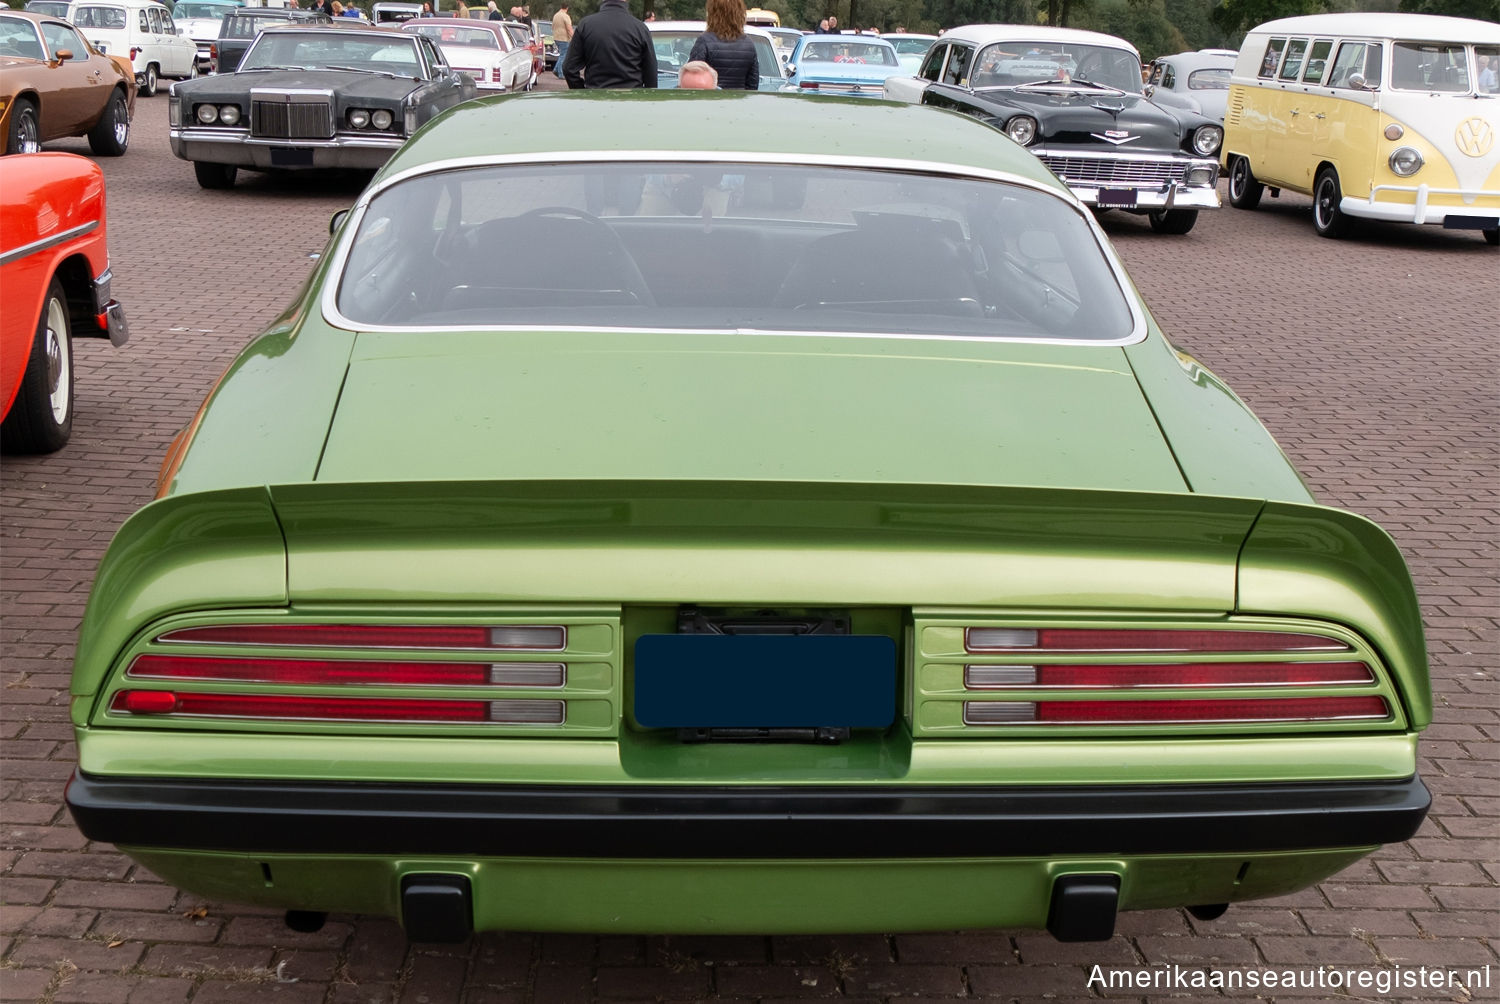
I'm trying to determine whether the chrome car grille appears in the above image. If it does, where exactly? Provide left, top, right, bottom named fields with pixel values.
left=251, top=97, right=334, bottom=139
left=1037, top=155, right=1188, bottom=188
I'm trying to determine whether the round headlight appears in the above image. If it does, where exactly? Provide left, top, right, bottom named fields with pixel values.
left=1389, top=146, right=1424, bottom=177
left=195, top=103, right=218, bottom=124
left=348, top=109, right=371, bottom=129
left=370, top=109, right=393, bottom=130
left=1006, top=115, right=1038, bottom=146
left=218, top=104, right=240, bottom=126
left=1192, top=124, right=1223, bottom=157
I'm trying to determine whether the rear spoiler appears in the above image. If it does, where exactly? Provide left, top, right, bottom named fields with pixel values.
left=71, top=480, right=1428, bottom=726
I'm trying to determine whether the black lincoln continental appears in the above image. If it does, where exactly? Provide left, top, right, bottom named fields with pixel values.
left=885, top=24, right=1224, bottom=235
left=169, top=23, right=477, bottom=189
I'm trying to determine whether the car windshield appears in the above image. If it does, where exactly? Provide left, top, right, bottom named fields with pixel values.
left=411, top=24, right=499, bottom=49
left=1187, top=67, right=1229, bottom=89
left=797, top=39, right=898, bottom=66
left=972, top=41, right=1143, bottom=92
left=889, top=37, right=934, bottom=55
left=243, top=31, right=422, bottom=73
left=175, top=2, right=235, bottom=17
left=1391, top=41, right=1471, bottom=92
left=0, top=16, right=45, bottom=57
left=71, top=5, right=128, bottom=30
left=335, top=162, right=1133, bottom=342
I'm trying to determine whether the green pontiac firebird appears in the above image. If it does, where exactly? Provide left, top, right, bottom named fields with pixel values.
left=66, top=91, right=1430, bottom=944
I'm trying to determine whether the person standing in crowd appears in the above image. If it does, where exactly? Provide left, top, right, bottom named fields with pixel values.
left=419, top=2, right=435, bottom=15
left=561, top=0, right=656, bottom=88
left=678, top=58, right=717, bottom=87
left=826, top=15, right=840, bottom=32
left=815, top=17, right=828, bottom=31
left=551, top=1, right=572, bottom=78
left=487, top=1, right=503, bottom=18
left=688, top=0, right=758, bottom=90
left=454, top=0, right=469, bottom=16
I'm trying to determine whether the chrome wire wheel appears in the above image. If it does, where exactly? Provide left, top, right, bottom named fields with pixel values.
left=42, top=295, right=72, bottom=426
left=13, top=103, right=40, bottom=153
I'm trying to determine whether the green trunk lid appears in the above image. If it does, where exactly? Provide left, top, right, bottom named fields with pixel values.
left=317, top=330, right=1186, bottom=491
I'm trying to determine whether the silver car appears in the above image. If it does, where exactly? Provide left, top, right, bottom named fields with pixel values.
left=1145, top=48, right=1236, bottom=122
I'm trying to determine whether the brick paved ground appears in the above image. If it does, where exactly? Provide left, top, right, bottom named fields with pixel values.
left=1, top=84, right=1495, bottom=1003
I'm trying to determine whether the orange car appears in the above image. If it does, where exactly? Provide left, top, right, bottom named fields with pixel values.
left=1, top=152, right=129, bottom=453
left=0, top=9, right=136, bottom=155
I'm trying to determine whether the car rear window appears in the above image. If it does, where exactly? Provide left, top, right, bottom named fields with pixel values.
left=72, top=6, right=128, bottom=30
left=334, top=162, right=1135, bottom=343
left=1187, top=67, right=1229, bottom=89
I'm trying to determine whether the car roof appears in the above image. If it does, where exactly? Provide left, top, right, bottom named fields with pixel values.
left=379, top=91, right=1066, bottom=192
left=937, top=23, right=1141, bottom=57
left=258, top=21, right=410, bottom=34
left=1246, top=11, right=1500, bottom=44
left=794, top=33, right=896, bottom=48
left=405, top=16, right=501, bottom=28
left=1154, top=50, right=1234, bottom=71
left=881, top=33, right=938, bottom=40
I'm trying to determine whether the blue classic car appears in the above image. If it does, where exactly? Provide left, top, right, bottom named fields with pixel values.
left=787, top=33, right=902, bottom=95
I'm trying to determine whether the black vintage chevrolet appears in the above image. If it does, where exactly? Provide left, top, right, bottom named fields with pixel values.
left=171, top=23, right=476, bottom=189
left=884, top=25, right=1224, bottom=235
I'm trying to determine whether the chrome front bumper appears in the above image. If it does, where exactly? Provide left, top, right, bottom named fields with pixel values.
left=170, top=127, right=404, bottom=171
left=92, top=269, right=130, bottom=347
left=1348, top=184, right=1500, bottom=227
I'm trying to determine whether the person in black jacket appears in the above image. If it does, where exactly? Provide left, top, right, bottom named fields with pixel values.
left=562, top=0, right=656, bottom=88
left=688, top=0, right=757, bottom=90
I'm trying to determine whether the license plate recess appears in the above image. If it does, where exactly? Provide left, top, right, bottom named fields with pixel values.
left=634, top=634, right=896, bottom=730
left=1097, top=188, right=1138, bottom=208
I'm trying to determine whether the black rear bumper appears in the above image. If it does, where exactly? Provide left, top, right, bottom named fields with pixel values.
left=66, top=771, right=1429, bottom=858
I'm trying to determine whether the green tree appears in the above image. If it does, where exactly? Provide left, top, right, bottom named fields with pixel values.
left=1211, top=0, right=1326, bottom=34
left=1399, top=0, right=1499, bottom=19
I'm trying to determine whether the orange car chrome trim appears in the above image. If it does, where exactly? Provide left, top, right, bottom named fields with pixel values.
left=0, top=221, right=99, bottom=267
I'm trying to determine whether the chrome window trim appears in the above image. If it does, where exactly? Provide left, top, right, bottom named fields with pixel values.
left=322, top=150, right=1148, bottom=347
left=0, top=221, right=99, bottom=268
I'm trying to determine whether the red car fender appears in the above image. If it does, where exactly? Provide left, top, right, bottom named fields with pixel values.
left=0, top=153, right=111, bottom=420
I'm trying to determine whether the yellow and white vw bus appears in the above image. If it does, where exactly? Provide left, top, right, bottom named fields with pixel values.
left=1221, top=12, right=1499, bottom=243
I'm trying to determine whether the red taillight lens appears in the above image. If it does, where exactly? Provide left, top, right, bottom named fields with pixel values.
left=130, top=46, right=141, bottom=59
left=112, top=690, right=488, bottom=722
left=118, top=690, right=180, bottom=714
left=491, top=66, right=502, bottom=82
left=964, top=696, right=1389, bottom=725
left=964, top=661, right=1374, bottom=689
left=157, top=624, right=566, bottom=651
left=964, top=628, right=1348, bottom=654
left=799, top=81, right=819, bottom=89
left=127, top=654, right=566, bottom=688
left=127, top=654, right=491, bottom=686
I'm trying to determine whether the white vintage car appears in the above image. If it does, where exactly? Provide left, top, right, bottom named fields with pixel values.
left=402, top=17, right=535, bottom=92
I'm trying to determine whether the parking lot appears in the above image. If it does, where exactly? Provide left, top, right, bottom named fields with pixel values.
left=1, top=85, right=1496, bottom=1003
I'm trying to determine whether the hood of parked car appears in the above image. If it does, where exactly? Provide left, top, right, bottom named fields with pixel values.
left=309, top=330, right=1188, bottom=492
left=974, top=89, right=1188, bottom=149
left=177, top=68, right=427, bottom=100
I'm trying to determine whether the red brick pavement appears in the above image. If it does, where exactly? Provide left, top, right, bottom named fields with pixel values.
left=2, top=81, right=1495, bottom=1003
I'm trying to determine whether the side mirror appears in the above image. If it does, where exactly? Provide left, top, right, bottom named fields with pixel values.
left=785, top=62, right=795, bottom=75
left=1348, top=72, right=1367, bottom=90
left=55, top=48, right=75, bottom=60
left=329, top=208, right=349, bottom=234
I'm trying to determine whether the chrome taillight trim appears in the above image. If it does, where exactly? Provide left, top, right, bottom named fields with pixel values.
left=961, top=699, right=1392, bottom=726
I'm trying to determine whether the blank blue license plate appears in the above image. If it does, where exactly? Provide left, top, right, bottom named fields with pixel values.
left=634, top=634, right=896, bottom=729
